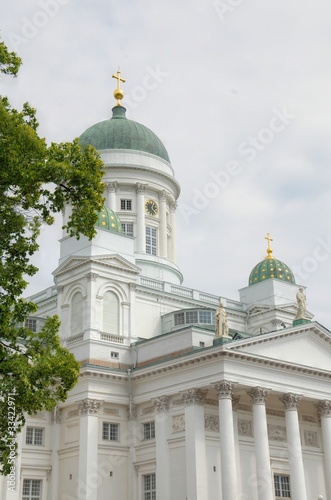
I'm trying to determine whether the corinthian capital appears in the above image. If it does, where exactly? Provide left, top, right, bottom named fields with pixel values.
left=247, top=387, right=270, bottom=405
left=152, top=396, right=169, bottom=414
left=315, top=400, right=331, bottom=417
left=214, top=380, right=235, bottom=400
left=78, top=399, right=103, bottom=415
left=181, top=388, right=207, bottom=406
left=279, top=393, right=302, bottom=410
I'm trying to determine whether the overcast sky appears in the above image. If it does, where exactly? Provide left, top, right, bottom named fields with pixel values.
left=1, top=0, right=331, bottom=328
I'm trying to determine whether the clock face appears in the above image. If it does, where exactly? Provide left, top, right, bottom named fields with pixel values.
left=145, top=199, right=158, bottom=216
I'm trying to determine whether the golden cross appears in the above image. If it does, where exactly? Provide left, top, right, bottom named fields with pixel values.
left=112, top=70, right=126, bottom=106
left=264, top=232, right=273, bottom=259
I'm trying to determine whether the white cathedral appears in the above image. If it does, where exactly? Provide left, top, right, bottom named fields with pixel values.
left=2, top=74, right=331, bottom=500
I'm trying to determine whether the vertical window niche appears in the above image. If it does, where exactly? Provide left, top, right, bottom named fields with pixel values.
left=103, top=291, right=119, bottom=335
left=71, top=291, right=83, bottom=335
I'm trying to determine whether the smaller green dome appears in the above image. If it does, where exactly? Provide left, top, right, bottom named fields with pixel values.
left=249, top=257, right=295, bottom=286
left=95, top=206, right=123, bottom=233
left=249, top=234, right=295, bottom=286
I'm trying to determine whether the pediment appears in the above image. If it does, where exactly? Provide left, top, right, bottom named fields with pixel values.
left=53, top=254, right=141, bottom=277
left=228, top=324, right=331, bottom=372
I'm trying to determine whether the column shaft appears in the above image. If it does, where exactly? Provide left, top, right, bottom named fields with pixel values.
left=136, top=184, right=146, bottom=253
left=214, top=381, right=238, bottom=500
left=153, top=397, right=170, bottom=500
left=248, top=388, right=273, bottom=500
left=280, top=394, right=307, bottom=500
left=159, top=191, right=167, bottom=258
left=169, top=202, right=177, bottom=263
left=317, top=401, right=331, bottom=499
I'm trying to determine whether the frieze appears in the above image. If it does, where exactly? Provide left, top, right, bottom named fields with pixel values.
left=266, top=409, right=285, bottom=418
left=304, top=430, right=318, bottom=447
left=268, top=424, right=287, bottom=442
left=205, top=414, right=219, bottom=432
left=205, top=398, right=218, bottom=407
left=172, top=414, right=185, bottom=432
left=238, top=419, right=253, bottom=437
left=302, top=415, right=317, bottom=423
left=171, top=399, right=184, bottom=407
left=67, top=409, right=79, bottom=418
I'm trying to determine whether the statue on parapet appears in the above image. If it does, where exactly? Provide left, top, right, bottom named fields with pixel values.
left=295, top=287, right=307, bottom=320
left=215, top=303, right=229, bottom=337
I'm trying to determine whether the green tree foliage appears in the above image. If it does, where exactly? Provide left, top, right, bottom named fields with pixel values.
left=0, top=40, right=105, bottom=474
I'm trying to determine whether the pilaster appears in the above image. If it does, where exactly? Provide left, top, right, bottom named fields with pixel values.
left=152, top=397, right=170, bottom=500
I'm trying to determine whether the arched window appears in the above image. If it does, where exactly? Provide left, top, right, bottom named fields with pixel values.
left=103, top=291, right=119, bottom=335
left=71, top=291, right=83, bottom=335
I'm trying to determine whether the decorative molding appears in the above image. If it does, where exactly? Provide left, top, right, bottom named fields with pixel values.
left=247, top=387, right=270, bottom=405
left=32, top=411, right=47, bottom=420
left=205, top=398, right=218, bottom=407
left=86, top=272, right=99, bottom=282
left=279, top=393, right=302, bottom=410
left=205, top=414, right=219, bottom=432
left=181, top=388, right=207, bottom=406
left=56, top=285, right=64, bottom=294
left=77, top=399, right=103, bottom=415
left=266, top=408, right=285, bottom=418
left=268, top=424, right=287, bottom=442
left=152, top=396, right=169, bottom=414
left=238, top=419, right=253, bottom=437
left=67, top=409, right=79, bottom=419
left=103, top=408, right=120, bottom=416
left=171, top=399, right=184, bottom=407
left=237, top=403, right=251, bottom=412
left=302, top=414, right=317, bottom=423
left=169, top=201, right=177, bottom=212
left=141, top=406, right=154, bottom=415
left=214, top=380, right=235, bottom=400
left=172, top=414, right=185, bottom=432
left=129, top=283, right=137, bottom=291
left=316, top=400, right=331, bottom=417
left=304, top=430, right=318, bottom=447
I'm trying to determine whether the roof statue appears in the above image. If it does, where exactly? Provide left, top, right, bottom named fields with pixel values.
left=215, top=303, right=229, bottom=338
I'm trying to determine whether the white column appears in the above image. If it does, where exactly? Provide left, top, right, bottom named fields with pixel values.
left=85, top=273, right=99, bottom=337
left=50, top=408, right=62, bottom=500
left=181, top=389, right=208, bottom=500
left=106, top=182, right=117, bottom=210
left=169, top=201, right=177, bottom=263
left=279, top=393, right=307, bottom=500
left=248, top=387, right=273, bottom=500
left=214, top=381, right=238, bottom=500
left=158, top=190, right=167, bottom=258
left=316, top=400, right=331, bottom=499
left=77, top=399, right=102, bottom=500
left=129, top=283, right=136, bottom=341
left=135, top=183, right=147, bottom=253
left=152, top=397, right=170, bottom=500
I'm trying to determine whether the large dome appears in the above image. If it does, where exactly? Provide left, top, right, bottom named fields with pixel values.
left=79, top=106, right=170, bottom=163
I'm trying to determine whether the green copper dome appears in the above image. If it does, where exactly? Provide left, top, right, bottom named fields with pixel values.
left=95, top=206, right=123, bottom=233
left=249, top=257, right=296, bottom=286
left=79, top=106, right=170, bottom=163
left=249, top=234, right=295, bottom=286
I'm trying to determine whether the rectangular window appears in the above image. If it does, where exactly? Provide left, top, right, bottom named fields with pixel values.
left=185, top=311, right=198, bottom=324
left=110, top=351, right=119, bottom=359
left=120, top=199, right=132, bottom=210
left=22, top=479, right=42, bottom=500
left=199, top=311, right=212, bottom=323
left=174, top=312, right=185, bottom=326
left=143, top=473, right=156, bottom=500
left=274, top=474, right=291, bottom=498
left=143, top=421, right=155, bottom=440
left=102, top=422, right=119, bottom=441
left=146, top=227, right=157, bottom=256
left=121, top=222, right=134, bottom=237
left=25, top=318, right=37, bottom=332
left=26, top=427, right=44, bottom=446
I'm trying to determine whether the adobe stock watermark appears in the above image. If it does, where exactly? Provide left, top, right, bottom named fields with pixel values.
left=7, top=0, right=72, bottom=51
left=292, top=235, right=331, bottom=283
left=213, top=0, right=245, bottom=22
left=124, top=65, right=169, bottom=110
left=178, top=106, right=295, bottom=223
